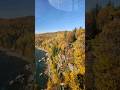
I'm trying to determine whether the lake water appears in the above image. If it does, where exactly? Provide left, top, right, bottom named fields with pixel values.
left=0, top=48, right=48, bottom=89
left=0, top=50, right=28, bottom=89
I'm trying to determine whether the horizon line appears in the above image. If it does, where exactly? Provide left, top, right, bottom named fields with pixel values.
left=35, top=27, right=85, bottom=34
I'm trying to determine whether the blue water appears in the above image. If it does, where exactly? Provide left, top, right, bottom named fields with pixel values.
left=35, top=49, right=48, bottom=89
left=0, top=50, right=28, bottom=89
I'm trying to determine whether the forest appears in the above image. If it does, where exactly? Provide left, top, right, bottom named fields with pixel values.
left=35, top=1, right=120, bottom=90
left=86, top=2, right=120, bottom=90
left=35, top=28, right=85, bottom=90
left=0, top=16, right=35, bottom=62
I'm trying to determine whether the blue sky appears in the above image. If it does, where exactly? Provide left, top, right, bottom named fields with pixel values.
left=0, top=0, right=34, bottom=18
left=36, top=0, right=85, bottom=33
left=86, top=0, right=120, bottom=12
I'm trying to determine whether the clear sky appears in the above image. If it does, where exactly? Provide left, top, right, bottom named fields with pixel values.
left=36, top=0, right=85, bottom=33
left=86, top=0, right=119, bottom=12
left=0, top=0, right=34, bottom=18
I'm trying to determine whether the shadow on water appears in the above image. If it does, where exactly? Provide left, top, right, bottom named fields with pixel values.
left=0, top=50, right=29, bottom=89
left=35, top=48, right=48, bottom=89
